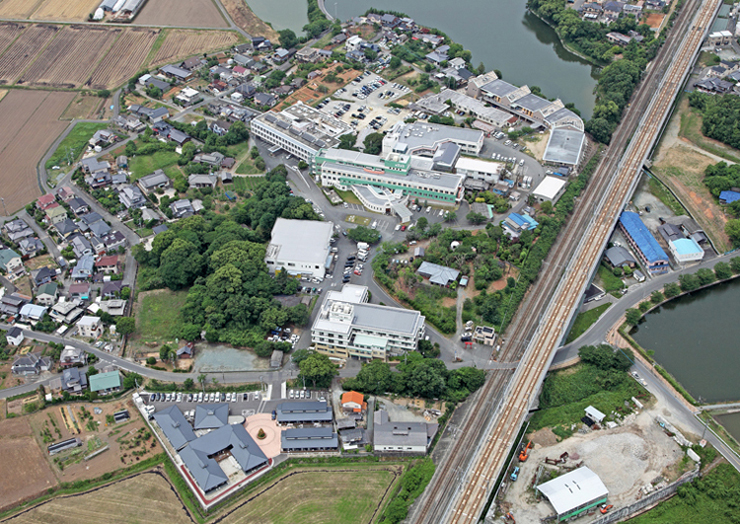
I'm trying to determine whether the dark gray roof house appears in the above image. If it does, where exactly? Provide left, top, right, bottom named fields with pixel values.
left=153, top=405, right=197, bottom=450
left=281, top=427, right=338, bottom=452
left=604, top=246, right=636, bottom=268
left=275, top=401, right=333, bottom=425
left=193, top=403, right=229, bottom=430
left=12, top=352, right=51, bottom=375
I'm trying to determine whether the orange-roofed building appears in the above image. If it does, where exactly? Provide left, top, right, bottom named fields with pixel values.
left=341, top=391, right=367, bottom=413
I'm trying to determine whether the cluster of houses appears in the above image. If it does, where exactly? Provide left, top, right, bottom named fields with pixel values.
left=696, top=59, right=740, bottom=95
left=577, top=0, right=666, bottom=24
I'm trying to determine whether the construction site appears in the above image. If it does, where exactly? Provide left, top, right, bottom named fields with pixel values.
left=495, top=402, right=694, bottom=524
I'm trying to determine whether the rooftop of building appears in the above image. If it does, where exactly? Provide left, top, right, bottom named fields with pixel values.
left=254, top=101, right=353, bottom=151
left=537, top=467, right=609, bottom=517
left=619, top=211, right=669, bottom=263
left=265, top=218, right=333, bottom=266
left=543, top=127, right=585, bottom=166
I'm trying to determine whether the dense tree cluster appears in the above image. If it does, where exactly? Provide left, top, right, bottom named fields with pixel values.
left=342, top=353, right=486, bottom=402
left=133, top=166, right=318, bottom=346
left=689, top=92, right=740, bottom=150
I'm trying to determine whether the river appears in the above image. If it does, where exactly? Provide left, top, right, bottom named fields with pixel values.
left=632, top=277, right=740, bottom=404
left=246, top=0, right=599, bottom=119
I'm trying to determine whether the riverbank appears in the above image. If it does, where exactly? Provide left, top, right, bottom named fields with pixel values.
left=526, top=8, right=605, bottom=69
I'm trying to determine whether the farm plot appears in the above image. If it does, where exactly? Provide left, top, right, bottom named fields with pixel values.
left=3, top=471, right=193, bottom=524
left=0, top=0, right=44, bottom=19
left=19, top=25, right=120, bottom=88
left=0, top=417, right=58, bottom=513
left=149, top=29, right=240, bottom=68
left=88, top=28, right=159, bottom=89
left=0, top=90, right=75, bottom=213
left=0, top=22, right=27, bottom=55
left=0, top=23, right=59, bottom=84
left=136, top=0, right=227, bottom=28
left=30, top=0, right=101, bottom=21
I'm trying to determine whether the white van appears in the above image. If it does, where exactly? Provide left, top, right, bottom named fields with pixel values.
left=426, top=206, right=432, bottom=213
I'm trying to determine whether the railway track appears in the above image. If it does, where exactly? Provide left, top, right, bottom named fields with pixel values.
left=409, top=1, right=720, bottom=522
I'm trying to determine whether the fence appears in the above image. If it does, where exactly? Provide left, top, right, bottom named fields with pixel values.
left=587, top=467, right=700, bottom=524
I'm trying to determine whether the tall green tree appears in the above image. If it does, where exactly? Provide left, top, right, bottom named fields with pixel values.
left=298, top=353, right=337, bottom=388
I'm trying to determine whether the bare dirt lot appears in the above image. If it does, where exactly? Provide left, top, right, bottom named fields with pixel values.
left=0, top=417, right=58, bottom=512
left=59, top=93, right=104, bottom=120
left=19, top=25, right=120, bottom=88
left=3, top=470, right=193, bottom=524
left=0, top=90, right=74, bottom=213
left=88, top=28, right=160, bottom=89
left=221, top=0, right=278, bottom=41
left=0, top=0, right=43, bottom=19
left=149, top=29, right=240, bottom=68
left=0, top=24, right=59, bottom=85
left=499, top=409, right=684, bottom=524
left=0, top=22, right=27, bottom=54
left=30, top=0, right=101, bottom=21
left=136, top=0, right=227, bottom=27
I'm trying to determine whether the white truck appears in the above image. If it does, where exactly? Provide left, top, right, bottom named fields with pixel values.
left=357, top=242, right=370, bottom=251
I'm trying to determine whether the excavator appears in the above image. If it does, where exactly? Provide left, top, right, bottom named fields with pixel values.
left=600, top=504, right=614, bottom=514
left=518, top=441, right=532, bottom=462
left=505, top=512, right=516, bottom=523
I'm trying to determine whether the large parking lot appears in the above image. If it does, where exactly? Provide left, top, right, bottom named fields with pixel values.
left=144, top=390, right=265, bottom=418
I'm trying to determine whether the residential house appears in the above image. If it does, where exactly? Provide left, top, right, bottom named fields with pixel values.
left=380, top=13, right=400, bottom=27
left=100, top=230, right=127, bottom=253
left=180, top=57, right=203, bottom=71
left=142, top=76, right=171, bottom=92
left=604, top=246, right=637, bottom=268
left=54, top=218, right=79, bottom=239
left=68, top=197, right=90, bottom=216
left=118, top=185, right=147, bottom=209
left=232, top=65, right=249, bottom=79
left=88, top=220, right=112, bottom=239
left=170, top=199, right=195, bottom=219
left=59, top=346, right=86, bottom=367
left=3, top=218, right=34, bottom=243
left=35, top=282, right=58, bottom=306
left=331, top=33, right=347, bottom=45
left=18, top=237, right=44, bottom=258
left=61, top=367, right=87, bottom=394
left=235, top=83, right=256, bottom=99
left=117, top=155, right=128, bottom=168
left=0, top=248, right=25, bottom=279
left=80, top=157, right=110, bottom=175
left=71, top=254, right=95, bottom=281
left=95, top=255, right=120, bottom=274
left=346, top=35, right=364, bottom=52
left=0, top=294, right=27, bottom=316
left=346, top=50, right=365, bottom=62
left=77, top=316, right=103, bottom=339
left=211, top=119, right=232, bottom=136
left=253, top=92, right=276, bottom=108
left=373, top=410, right=438, bottom=454
left=603, top=1, right=625, bottom=20
left=188, top=173, right=218, bottom=189
left=137, top=170, right=171, bottom=194
left=233, top=53, right=254, bottom=67
left=177, top=342, right=194, bottom=359
left=31, top=266, right=56, bottom=287
left=168, top=128, right=191, bottom=146
left=417, top=261, right=460, bottom=287
left=12, top=352, right=52, bottom=375
left=273, top=85, right=293, bottom=97
left=50, top=301, right=85, bottom=324
left=99, top=299, right=126, bottom=316
left=89, top=371, right=122, bottom=395
left=176, top=86, right=200, bottom=105
left=69, top=283, right=91, bottom=300
left=19, top=303, right=47, bottom=323
left=56, top=186, right=75, bottom=202
left=37, top=193, right=57, bottom=211
left=70, top=234, right=93, bottom=259
left=45, top=205, right=68, bottom=225
left=88, top=129, right=117, bottom=147
left=150, top=107, right=170, bottom=123
left=102, top=280, right=124, bottom=298
left=272, top=48, right=292, bottom=64
left=290, top=77, right=306, bottom=89
left=159, top=64, right=193, bottom=82
left=341, top=391, right=367, bottom=413
left=6, top=326, right=25, bottom=347
left=296, top=47, right=322, bottom=63
left=695, top=77, right=734, bottom=94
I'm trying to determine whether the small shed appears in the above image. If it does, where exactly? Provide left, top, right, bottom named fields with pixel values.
left=270, top=349, right=283, bottom=368
left=584, top=405, right=605, bottom=424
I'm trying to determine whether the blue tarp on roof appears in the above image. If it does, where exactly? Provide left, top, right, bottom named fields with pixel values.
left=508, top=213, right=539, bottom=230
left=720, top=190, right=740, bottom=204
left=619, top=211, right=668, bottom=264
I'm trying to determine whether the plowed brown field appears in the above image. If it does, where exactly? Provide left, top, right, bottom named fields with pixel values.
left=0, top=23, right=58, bottom=84
left=0, top=417, right=58, bottom=513
left=0, top=90, right=74, bottom=213
left=136, top=0, right=227, bottom=27
left=19, top=25, right=120, bottom=88
left=0, top=22, right=27, bottom=54
left=30, top=0, right=100, bottom=21
left=150, top=29, right=239, bottom=67
left=89, top=28, right=159, bottom=89
left=221, top=0, right=278, bottom=41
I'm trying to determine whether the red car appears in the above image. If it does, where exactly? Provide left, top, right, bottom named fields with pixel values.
left=400, top=225, right=406, bottom=231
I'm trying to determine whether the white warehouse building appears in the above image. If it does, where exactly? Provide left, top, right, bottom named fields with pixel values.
left=668, top=238, right=704, bottom=264
left=312, top=284, right=426, bottom=361
left=532, top=176, right=568, bottom=204
left=265, top=218, right=334, bottom=279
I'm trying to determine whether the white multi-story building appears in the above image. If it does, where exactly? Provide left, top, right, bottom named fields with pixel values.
left=314, top=148, right=464, bottom=206
left=311, top=284, right=426, bottom=361
left=265, top=218, right=334, bottom=279
left=382, top=121, right=484, bottom=158
left=249, top=101, right=353, bottom=162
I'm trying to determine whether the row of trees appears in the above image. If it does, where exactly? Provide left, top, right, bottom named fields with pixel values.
left=625, top=258, right=740, bottom=325
left=342, top=352, right=486, bottom=402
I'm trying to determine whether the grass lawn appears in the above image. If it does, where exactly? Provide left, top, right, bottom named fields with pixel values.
left=647, top=176, right=685, bottom=215
left=597, top=264, right=625, bottom=294
left=333, top=188, right=362, bottom=205
left=629, top=464, right=740, bottom=524
left=529, top=363, right=646, bottom=436
left=128, top=150, right=181, bottom=180
left=232, top=175, right=265, bottom=192
left=565, top=303, right=612, bottom=344
left=135, top=289, right=189, bottom=343
left=235, top=157, right=263, bottom=174
left=225, top=466, right=399, bottom=524
left=45, top=122, right=109, bottom=170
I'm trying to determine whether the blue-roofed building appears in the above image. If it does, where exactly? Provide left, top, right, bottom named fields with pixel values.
left=618, top=212, right=669, bottom=274
left=503, top=212, right=538, bottom=237
left=668, top=238, right=704, bottom=264
left=719, top=190, right=740, bottom=204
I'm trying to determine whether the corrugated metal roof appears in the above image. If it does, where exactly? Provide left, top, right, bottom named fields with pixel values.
left=537, top=467, right=608, bottom=517
left=619, top=212, right=668, bottom=264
